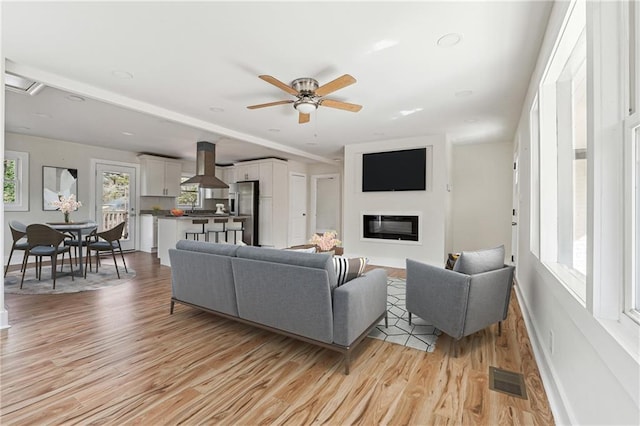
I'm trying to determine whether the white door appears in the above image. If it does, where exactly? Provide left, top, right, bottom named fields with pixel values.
left=511, top=149, right=519, bottom=265
left=288, top=173, right=307, bottom=246
left=95, top=163, right=137, bottom=251
left=311, top=174, right=341, bottom=234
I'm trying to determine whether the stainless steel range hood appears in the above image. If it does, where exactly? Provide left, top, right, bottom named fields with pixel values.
left=181, top=141, right=229, bottom=189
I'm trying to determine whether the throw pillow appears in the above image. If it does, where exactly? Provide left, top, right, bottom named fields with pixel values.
left=333, top=256, right=368, bottom=286
left=453, top=245, right=505, bottom=275
left=445, top=253, right=460, bottom=270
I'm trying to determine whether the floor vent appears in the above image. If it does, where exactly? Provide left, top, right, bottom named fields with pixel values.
left=489, top=367, right=528, bottom=399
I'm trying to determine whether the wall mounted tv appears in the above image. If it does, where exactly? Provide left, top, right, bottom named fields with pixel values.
left=362, top=148, right=426, bottom=192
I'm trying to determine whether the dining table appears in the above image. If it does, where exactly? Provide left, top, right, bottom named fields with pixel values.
left=46, top=220, right=98, bottom=276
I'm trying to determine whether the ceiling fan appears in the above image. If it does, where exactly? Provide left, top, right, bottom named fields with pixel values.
left=247, top=74, right=362, bottom=124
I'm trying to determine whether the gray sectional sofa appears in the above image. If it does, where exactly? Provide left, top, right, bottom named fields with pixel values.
left=168, top=240, right=388, bottom=374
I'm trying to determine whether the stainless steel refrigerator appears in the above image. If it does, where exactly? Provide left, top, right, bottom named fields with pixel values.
left=229, top=181, right=259, bottom=246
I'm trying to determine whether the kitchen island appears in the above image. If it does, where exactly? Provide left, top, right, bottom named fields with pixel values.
left=157, top=215, right=249, bottom=266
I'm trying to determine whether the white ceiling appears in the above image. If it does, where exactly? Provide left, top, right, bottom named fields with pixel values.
left=2, top=1, right=553, bottom=164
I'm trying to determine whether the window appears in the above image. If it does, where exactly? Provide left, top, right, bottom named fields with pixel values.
left=626, top=1, right=640, bottom=324
left=530, top=96, right=540, bottom=257
left=3, top=151, right=29, bottom=211
left=177, top=175, right=201, bottom=209
left=635, top=127, right=640, bottom=313
left=539, top=0, right=587, bottom=301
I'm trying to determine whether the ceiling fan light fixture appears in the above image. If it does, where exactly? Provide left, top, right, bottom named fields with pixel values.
left=294, top=99, right=317, bottom=114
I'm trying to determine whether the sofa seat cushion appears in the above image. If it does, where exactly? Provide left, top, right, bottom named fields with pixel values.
left=236, top=246, right=338, bottom=289
left=453, top=245, right=505, bottom=275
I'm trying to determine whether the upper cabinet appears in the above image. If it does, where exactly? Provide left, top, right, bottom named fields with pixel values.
left=234, top=163, right=260, bottom=182
left=139, top=155, right=182, bottom=197
left=232, top=158, right=286, bottom=197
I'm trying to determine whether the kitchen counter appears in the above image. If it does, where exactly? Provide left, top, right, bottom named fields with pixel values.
left=161, top=214, right=248, bottom=220
left=157, top=215, right=250, bottom=266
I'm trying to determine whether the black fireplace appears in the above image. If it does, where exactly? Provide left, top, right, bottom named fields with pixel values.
left=362, top=215, right=419, bottom=241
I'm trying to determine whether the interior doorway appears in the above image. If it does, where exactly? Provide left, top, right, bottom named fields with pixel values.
left=310, top=174, right=341, bottom=236
left=288, top=172, right=307, bottom=247
left=94, top=162, right=137, bottom=251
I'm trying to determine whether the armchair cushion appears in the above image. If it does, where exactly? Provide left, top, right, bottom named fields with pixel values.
left=453, top=245, right=505, bottom=275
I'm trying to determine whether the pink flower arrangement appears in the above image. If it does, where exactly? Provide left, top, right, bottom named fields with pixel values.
left=51, top=194, right=82, bottom=214
left=309, top=231, right=342, bottom=251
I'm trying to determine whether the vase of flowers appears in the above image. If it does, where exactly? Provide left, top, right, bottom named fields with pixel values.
left=309, top=230, right=341, bottom=252
left=51, top=194, right=82, bottom=223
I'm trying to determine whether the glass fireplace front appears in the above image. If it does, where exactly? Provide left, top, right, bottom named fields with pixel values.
left=362, top=215, right=419, bottom=241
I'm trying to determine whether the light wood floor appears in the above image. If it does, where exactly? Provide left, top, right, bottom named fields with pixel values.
left=1, top=252, right=554, bottom=425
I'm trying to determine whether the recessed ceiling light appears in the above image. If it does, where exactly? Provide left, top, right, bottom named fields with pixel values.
left=268, top=128, right=280, bottom=132
left=455, top=90, right=473, bottom=98
left=112, top=70, right=134, bottom=79
left=122, top=131, right=134, bottom=136
left=306, top=142, right=318, bottom=146
left=437, top=33, right=462, bottom=47
left=464, top=118, right=478, bottom=123
left=209, top=107, right=225, bottom=112
left=399, top=107, right=423, bottom=117
left=15, top=126, right=31, bottom=131
left=66, top=94, right=85, bottom=102
left=34, top=112, right=51, bottom=118
left=371, top=39, right=398, bottom=52
left=373, top=132, right=385, bottom=136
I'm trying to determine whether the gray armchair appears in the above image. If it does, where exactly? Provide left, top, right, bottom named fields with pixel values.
left=406, top=246, right=515, bottom=340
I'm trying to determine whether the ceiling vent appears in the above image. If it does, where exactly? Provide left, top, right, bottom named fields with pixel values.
left=5, top=72, right=45, bottom=96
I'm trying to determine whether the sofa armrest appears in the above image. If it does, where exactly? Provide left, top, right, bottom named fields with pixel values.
left=332, top=268, right=388, bottom=347
left=406, top=258, right=471, bottom=339
left=463, top=265, right=515, bottom=336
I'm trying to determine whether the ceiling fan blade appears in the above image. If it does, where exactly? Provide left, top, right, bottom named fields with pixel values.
left=314, top=74, right=356, bottom=97
left=247, top=100, right=294, bottom=110
left=299, top=112, right=310, bottom=124
left=259, top=75, right=299, bottom=96
left=320, top=99, right=362, bottom=112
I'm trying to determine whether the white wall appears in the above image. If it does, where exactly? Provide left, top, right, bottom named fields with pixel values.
left=452, top=141, right=513, bottom=259
left=3, top=133, right=142, bottom=258
left=343, top=135, right=448, bottom=268
left=513, top=1, right=639, bottom=424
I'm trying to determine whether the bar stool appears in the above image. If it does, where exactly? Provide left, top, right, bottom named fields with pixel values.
left=226, top=219, right=245, bottom=245
left=207, top=218, right=227, bottom=243
left=185, top=219, right=209, bottom=241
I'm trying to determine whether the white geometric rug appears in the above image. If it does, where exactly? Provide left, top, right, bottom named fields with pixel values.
left=368, top=277, right=441, bottom=352
left=4, top=262, right=135, bottom=295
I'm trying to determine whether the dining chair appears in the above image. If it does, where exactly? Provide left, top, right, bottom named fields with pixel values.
left=20, top=224, right=74, bottom=289
left=64, top=223, right=98, bottom=267
left=85, top=221, right=128, bottom=278
left=5, top=221, right=29, bottom=277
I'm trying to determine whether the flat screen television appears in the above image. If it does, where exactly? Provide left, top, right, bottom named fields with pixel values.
left=362, top=148, right=426, bottom=192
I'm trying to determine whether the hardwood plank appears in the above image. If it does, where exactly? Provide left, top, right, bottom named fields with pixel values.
left=0, top=252, right=555, bottom=425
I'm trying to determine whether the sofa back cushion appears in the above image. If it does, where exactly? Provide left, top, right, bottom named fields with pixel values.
left=231, top=257, right=334, bottom=344
left=176, top=239, right=240, bottom=257
left=453, top=245, right=505, bottom=275
left=236, top=246, right=338, bottom=289
left=169, top=247, right=239, bottom=316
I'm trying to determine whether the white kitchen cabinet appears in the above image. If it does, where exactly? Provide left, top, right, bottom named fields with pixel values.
left=234, top=163, right=259, bottom=182
left=234, top=158, right=289, bottom=248
left=139, top=155, right=182, bottom=196
left=258, top=197, right=273, bottom=247
left=140, top=214, right=157, bottom=253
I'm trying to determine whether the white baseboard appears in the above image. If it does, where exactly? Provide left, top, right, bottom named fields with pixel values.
left=0, top=309, right=10, bottom=329
left=514, top=282, right=575, bottom=425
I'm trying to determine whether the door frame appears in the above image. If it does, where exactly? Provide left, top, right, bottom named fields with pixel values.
left=310, top=173, right=341, bottom=237
left=288, top=172, right=308, bottom=247
left=90, top=159, right=140, bottom=250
